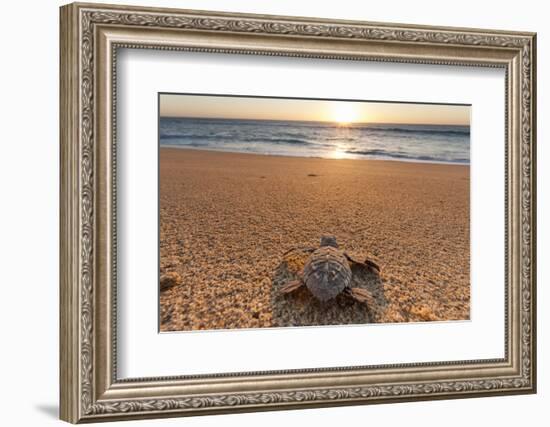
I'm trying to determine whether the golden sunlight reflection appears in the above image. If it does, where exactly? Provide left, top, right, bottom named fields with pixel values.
left=329, top=147, right=348, bottom=159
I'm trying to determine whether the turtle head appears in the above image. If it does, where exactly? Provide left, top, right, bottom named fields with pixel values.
left=320, top=235, right=339, bottom=248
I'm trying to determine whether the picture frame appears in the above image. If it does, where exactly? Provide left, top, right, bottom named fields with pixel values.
left=59, top=2, right=536, bottom=423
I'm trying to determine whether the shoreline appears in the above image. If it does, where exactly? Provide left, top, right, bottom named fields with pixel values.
left=159, top=144, right=471, bottom=166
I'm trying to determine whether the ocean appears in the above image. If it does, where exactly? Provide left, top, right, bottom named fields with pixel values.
left=159, top=117, right=470, bottom=165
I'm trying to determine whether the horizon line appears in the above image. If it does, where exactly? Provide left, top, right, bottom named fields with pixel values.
left=159, top=115, right=471, bottom=127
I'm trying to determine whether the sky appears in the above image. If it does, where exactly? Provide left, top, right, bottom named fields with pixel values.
left=160, top=93, right=470, bottom=126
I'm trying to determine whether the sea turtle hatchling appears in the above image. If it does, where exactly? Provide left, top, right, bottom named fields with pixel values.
left=280, top=235, right=380, bottom=306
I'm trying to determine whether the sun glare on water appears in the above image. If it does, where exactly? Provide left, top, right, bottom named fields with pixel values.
left=329, top=148, right=348, bottom=159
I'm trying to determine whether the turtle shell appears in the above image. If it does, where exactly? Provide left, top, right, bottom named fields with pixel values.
left=303, top=246, right=352, bottom=302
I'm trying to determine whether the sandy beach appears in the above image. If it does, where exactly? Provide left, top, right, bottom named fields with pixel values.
left=159, top=147, right=470, bottom=331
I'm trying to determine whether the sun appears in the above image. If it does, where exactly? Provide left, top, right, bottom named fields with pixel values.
left=331, top=103, right=360, bottom=125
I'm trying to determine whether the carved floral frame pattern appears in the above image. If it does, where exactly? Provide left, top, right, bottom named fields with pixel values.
left=60, top=2, right=536, bottom=423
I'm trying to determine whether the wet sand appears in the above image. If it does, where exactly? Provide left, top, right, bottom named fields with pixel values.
left=159, top=148, right=470, bottom=331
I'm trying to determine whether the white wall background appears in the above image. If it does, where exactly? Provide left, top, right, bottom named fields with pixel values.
left=0, top=0, right=545, bottom=425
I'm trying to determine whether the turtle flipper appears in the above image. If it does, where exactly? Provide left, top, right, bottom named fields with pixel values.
left=280, top=279, right=304, bottom=294
left=346, top=287, right=376, bottom=306
left=363, top=258, right=381, bottom=274
left=281, top=246, right=316, bottom=257
left=344, top=252, right=380, bottom=275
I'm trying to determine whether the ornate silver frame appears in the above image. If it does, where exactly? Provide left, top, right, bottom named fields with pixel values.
left=60, top=2, right=537, bottom=423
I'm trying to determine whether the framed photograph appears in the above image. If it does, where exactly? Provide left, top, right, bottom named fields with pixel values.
left=60, top=2, right=537, bottom=423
